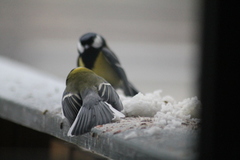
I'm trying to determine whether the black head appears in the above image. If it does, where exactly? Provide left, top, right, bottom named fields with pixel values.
left=77, top=33, right=106, bottom=55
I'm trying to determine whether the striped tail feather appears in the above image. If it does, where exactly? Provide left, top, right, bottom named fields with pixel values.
left=68, top=101, right=115, bottom=136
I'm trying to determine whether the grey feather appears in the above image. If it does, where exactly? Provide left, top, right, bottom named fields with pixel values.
left=62, top=91, right=82, bottom=125
left=67, top=98, right=114, bottom=136
left=102, top=47, right=139, bottom=96
left=98, top=82, right=123, bottom=111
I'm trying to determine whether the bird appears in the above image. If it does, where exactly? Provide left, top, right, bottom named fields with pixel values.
left=77, top=32, right=139, bottom=97
left=62, top=67, right=125, bottom=136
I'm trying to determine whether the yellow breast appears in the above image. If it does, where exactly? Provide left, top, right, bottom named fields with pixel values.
left=79, top=52, right=120, bottom=87
left=93, top=52, right=121, bottom=87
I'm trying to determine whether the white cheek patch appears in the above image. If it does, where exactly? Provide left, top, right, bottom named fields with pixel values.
left=92, top=35, right=103, bottom=48
left=77, top=42, right=84, bottom=53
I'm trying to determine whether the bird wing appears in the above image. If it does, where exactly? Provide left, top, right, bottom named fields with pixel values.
left=101, top=47, right=139, bottom=96
left=64, top=86, right=125, bottom=136
left=98, top=82, right=124, bottom=112
left=62, top=91, right=82, bottom=125
left=67, top=91, right=115, bottom=136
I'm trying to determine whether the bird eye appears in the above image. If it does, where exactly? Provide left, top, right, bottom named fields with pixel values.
left=92, top=35, right=103, bottom=48
left=77, top=42, right=84, bottom=54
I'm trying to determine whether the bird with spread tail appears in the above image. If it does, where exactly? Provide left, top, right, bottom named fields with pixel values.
left=77, top=32, right=139, bottom=97
left=62, top=67, right=125, bottom=136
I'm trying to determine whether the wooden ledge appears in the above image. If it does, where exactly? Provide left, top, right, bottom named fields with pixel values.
left=0, top=56, right=198, bottom=160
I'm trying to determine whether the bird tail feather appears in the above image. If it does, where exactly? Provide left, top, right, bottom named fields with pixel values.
left=128, top=81, right=139, bottom=96
left=123, top=81, right=139, bottom=96
left=67, top=101, right=121, bottom=136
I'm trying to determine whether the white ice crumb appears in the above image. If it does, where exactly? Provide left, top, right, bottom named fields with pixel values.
left=144, top=126, right=162, bottom=136
left=175, top=96, right=201, bottom=119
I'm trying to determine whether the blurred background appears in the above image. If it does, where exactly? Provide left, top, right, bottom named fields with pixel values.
left=0, top=0, right=200, bottom=101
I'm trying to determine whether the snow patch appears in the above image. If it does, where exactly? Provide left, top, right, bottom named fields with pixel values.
left=121, top=90, right=200, bottom=118
left=118, top=90, right=201, bottom=132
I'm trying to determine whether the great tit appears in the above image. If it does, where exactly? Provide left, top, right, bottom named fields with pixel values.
left=62, top=67, right=125, bottom=136
left=77, top=32, right=139, bottom=97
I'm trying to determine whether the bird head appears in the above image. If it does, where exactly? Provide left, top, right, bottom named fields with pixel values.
left=77, top=33, right=106, bottom=55
left=65, top=67, right=95, bottom=86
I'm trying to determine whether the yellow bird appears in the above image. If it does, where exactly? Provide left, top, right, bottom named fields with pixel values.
left=62, top=67, right=125, bottom=136
left=77, top=32, right=139, bottom=96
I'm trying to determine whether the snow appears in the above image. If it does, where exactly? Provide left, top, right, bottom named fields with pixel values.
left=121, top=90, right=200, bottom=119
left=120, top=90, right=164, bottom=117
left=0, top=56, right=65, bottom=114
